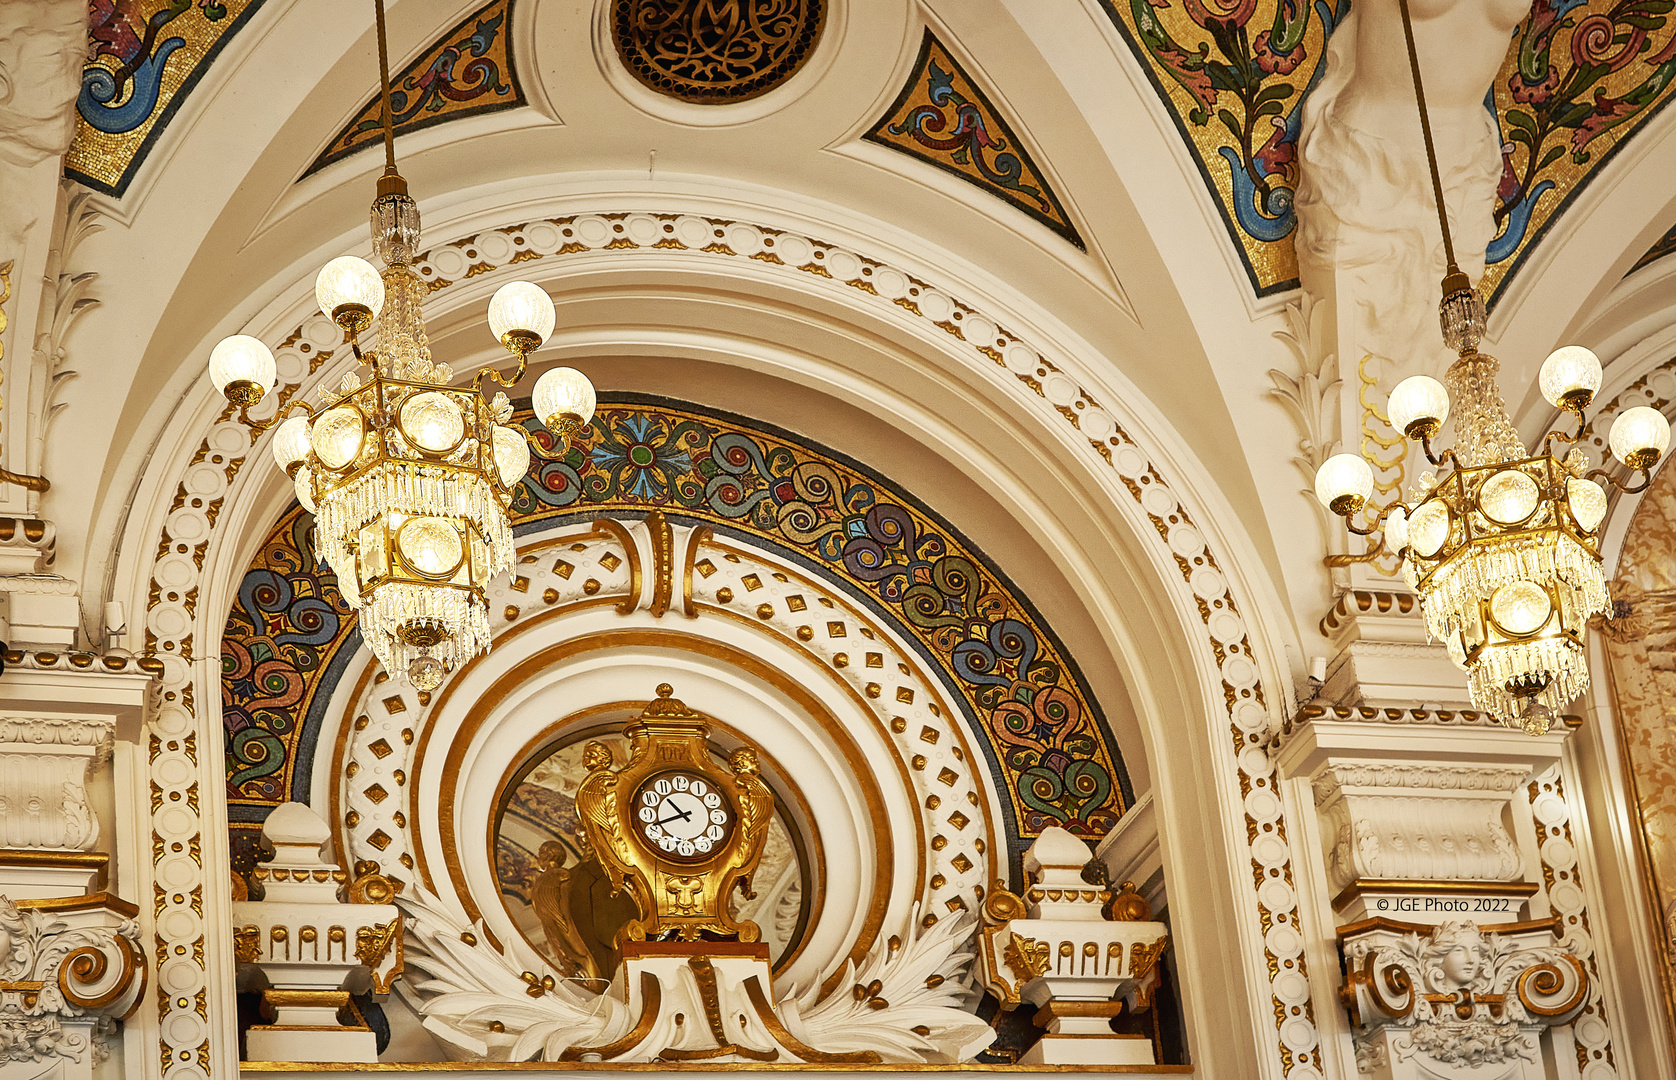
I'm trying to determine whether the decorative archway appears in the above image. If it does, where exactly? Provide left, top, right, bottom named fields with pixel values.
left=122, top=203, right=1313, bottom=1079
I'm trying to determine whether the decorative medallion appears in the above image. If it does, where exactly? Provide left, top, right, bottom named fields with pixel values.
left=1484, top=0, right=1676, bottom=303
left=221, top=395, right=1131, bottom=870
left=608, top=0, right=825, bottom=104
left=867, top=32, right=1084, bottom=251
left=71, top=0, right=269, bottom=197
left=305, top=0, right=524, bottom=178
left=1096, top=0, right=1345, bottom=294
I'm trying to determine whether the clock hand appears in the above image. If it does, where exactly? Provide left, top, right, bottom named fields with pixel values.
left=656, top=799, right=694, bottom=827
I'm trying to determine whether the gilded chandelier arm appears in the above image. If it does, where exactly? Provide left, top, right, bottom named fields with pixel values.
left=1321, top=501, right=1397, bottom=567
left=1419, top=432, right=1458, bottom=470
left=233, top=395, right=317, bottom=434
left=1541, top=405, right=1589, bottom=456
left=524, top=427, right=574, bottom=461
left=473, top=346, right=528, bottom=393
left=1586, top=465, right=1653, bottom=496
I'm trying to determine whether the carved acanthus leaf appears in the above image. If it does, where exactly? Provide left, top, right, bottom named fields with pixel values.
left=397, top=885, right=629, bottom=1061
left=776, top=906, right=994, bottom=1063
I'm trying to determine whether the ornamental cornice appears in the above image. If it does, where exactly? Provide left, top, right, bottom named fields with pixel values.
left=1311, top=764, right=1532, bottom=804
left=0, top=718, right=114, bottom=750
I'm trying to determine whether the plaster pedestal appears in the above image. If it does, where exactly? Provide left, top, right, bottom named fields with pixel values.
left=233, top=803, right=402, bottom=1065
left=977, top=828, right=1169, bottom=1066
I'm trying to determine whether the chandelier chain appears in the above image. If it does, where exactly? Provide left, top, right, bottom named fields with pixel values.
left=1398, top=0, right=1457, bottom=274
left=374, top=0, right=398, bottom=175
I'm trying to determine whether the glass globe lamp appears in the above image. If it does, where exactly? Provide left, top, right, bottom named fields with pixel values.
left=271, top=416, right=311, bottom=476
left=487, top=282, right=555, bottom=353
left=533, top=366, right=597, bottom=442
left=315, top=256, right=385, bottom=334
left=1538, top=346, right=1602, bottom=411
left=208, top=335, right=277, bottom=407
left=1609, top=406, right=1670, bottom=471
left=1314, top=454, right=1375, bottom=516
left=1387, top=375, right=1450, bottom=439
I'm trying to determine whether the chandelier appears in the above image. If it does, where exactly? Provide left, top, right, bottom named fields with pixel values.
left=206, top=0, right=597, bottom=690
left=1311, top=0, right=1670, bottom=734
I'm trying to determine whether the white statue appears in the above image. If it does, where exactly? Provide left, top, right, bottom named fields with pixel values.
left=1295, top=0, right=1527, bottom=376
left=0, top=2, right=84, bottom=259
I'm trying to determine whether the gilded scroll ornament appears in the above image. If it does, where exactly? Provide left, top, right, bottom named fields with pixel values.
left=609, top=0, right=824, bottom=104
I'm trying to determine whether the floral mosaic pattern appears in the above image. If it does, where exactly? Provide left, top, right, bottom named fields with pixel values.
left=222, top=397, right=1130, bottom=856
left=1484, top=0, right=1676, bottom=300
left=71, top=0, right=268, bottom=196
left=221, top=506, right=357, bottom=871
left=1097, top=0, right=1347, bottom=295
left=866, top=31, right=1084, bottom=250
left=305, top=0, right=523, bottom=177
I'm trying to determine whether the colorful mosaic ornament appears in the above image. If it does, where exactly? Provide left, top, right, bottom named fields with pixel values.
left=1097, top=0, right=1346, bottom=295
left=609, top=0, right=825, bottom=104
left=222, top=396, right=1130, bottom=864
left=1629, top=221, right=1676, bottom=276
left=1484, top=0, right=1676, bottom=304
left=867, top=31, right=1084, bottom=251
left=222, top=506, right=359, bottom=872
left=71, top=0, right=268, bottom=197
left=305, top=0, right=523, bottom=178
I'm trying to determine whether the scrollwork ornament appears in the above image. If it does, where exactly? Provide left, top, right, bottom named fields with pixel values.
left=1339, top=919, right=1589, bottom=1068
left=610, top=0, right=825, bottom=104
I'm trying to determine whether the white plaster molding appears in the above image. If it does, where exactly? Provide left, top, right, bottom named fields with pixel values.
left=1294, top=0, right=1518, bottom=382
left=232, top=803, right=400, bottom=1065
left=398, top=882, right=989, bottom=1064
left=350, top=521, right=1000, bottom=1001
left=0, top=894, right=144, bottom=1073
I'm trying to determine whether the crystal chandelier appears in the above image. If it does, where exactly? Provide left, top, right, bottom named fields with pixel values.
left=1312, top=0, right=1670, bottom=735
left=206, top=0, right=598, bottom=690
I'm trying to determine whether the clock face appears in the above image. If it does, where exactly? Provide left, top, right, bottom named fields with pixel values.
left=633, top=772, right=733, bottom=860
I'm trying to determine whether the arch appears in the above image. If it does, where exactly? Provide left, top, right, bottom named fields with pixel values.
left=116, top=201, right=1312, bottom=1079
left=222, top=393, right=1133, bottom=877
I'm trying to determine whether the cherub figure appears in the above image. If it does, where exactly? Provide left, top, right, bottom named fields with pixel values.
left=727, top=747, right=776, bottom=904
left=529, top=841, right=599, bottom=982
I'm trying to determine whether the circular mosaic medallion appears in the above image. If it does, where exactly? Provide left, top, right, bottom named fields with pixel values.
left=610, top=0, right=826, bottom=104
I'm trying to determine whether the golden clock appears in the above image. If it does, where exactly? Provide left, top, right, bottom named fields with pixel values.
left=633, top=772, right=735, bottom=859
left=575, top=684, right=776, bottom=944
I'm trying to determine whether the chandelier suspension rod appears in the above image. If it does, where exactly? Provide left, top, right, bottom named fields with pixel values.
left=1397, top=0, right=1458, bottom=276
left=374, top=0, right=400, bottom=178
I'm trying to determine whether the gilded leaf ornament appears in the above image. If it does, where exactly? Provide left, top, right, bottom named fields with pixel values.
left=1003, top=933, right=1051, bottom=982
left=305, top=0, right=524, bottom=177
left=867, top=32, right=1084, bottom=251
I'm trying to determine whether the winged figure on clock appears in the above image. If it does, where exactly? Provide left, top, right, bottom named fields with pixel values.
left=574, top=684, right=776, bottom=945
